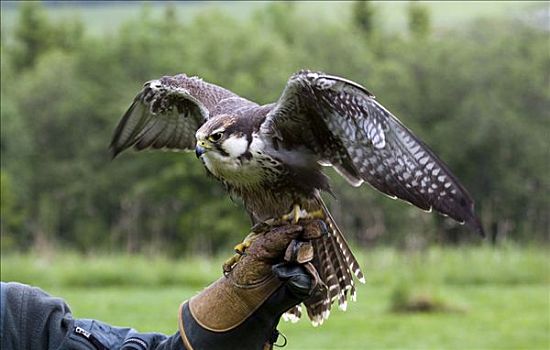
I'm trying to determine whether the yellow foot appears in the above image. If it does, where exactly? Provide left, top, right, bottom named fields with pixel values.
left=234, top=240, right=252, bottom=255
left=223, top=253, right=241, bottom=273
left=222, top=231, right=261, bottom=273
left=281, top=204, right=302, bottom=223
left=280, top=204, right=325, bottom=224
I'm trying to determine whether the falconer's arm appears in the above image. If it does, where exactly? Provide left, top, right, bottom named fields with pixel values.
left=0, top=222, right=324, bottom=350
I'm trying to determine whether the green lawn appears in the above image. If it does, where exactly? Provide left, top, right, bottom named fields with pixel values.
left=2, top=246, right=549, bottom=349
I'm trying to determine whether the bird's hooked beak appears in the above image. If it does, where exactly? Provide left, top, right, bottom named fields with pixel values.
left=195, top=140, right=210, bottom=158
left=195, top=145, right=205, bottom=158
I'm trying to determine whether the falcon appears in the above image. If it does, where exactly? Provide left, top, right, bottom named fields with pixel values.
left=110, top=70, right=483, bottom=325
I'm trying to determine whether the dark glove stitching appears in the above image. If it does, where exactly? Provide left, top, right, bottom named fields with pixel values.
left=229, top=273, right=273, bottom=289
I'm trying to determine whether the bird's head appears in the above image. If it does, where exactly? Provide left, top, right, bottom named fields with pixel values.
left=195, top=116, right=253, bottom=180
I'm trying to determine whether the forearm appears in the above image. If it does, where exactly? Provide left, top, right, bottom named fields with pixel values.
left=1, top=223, right=322, bottom=350
left=0, top=282, right=185, bottom=350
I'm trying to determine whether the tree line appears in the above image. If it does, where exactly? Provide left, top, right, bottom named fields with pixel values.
left=1, top=2, right=548, bottom=255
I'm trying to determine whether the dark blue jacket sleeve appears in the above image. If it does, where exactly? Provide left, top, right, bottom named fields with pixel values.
left=0, top=282, right=186, bottom=350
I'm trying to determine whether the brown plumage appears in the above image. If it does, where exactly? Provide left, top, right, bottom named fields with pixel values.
left=110, top=70, right=483, bottom=325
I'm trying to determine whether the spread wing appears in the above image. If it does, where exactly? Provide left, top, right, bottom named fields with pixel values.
left=262, top=70, right=484, bottom=235
left=110, top=74, right=239, bottom=157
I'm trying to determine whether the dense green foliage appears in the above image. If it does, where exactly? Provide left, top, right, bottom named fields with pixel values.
left=1, top=2, right=549, bottom=254
left=2, top=247, right=548, bottom=349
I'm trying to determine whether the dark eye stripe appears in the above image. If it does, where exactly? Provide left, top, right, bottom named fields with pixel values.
left=214, top=143, right=229, bottom=157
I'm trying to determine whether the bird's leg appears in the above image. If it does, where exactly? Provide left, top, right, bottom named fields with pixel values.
left=234, top=230, right=261, bottom=255
left=223, top=205, right=324, bottom=272
left=222, top=227, right=266, bottom=273
left=222, top=253, right=241, bottom=274
left=279, top=204, right=325, bottom=224
left=281, top=204, right=303, bottom=223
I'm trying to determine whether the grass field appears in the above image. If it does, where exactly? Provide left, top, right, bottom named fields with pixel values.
left=2, top=246, right=549, bottom=349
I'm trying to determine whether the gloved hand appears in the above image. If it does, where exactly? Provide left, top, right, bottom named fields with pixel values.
left=178, top=221, right=326, bottom=350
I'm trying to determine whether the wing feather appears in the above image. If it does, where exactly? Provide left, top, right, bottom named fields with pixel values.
left=110, top=74, right=239, bottom=157
left=264, top=70, right=483, bottom=235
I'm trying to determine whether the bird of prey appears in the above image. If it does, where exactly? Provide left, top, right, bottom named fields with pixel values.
left=110, top=70, right=483, bottom=325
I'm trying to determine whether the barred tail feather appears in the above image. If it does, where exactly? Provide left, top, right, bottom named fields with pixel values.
left=319, top=234, right=341, bottom=303
left=304, top=292, right=331, bottom=327
left=318, top=197, right=365, bottom=283
left=296, top=195, right=364, bottom=325
left=326, top=231, right=353, bottom=309
left=282, top=305, right=302, bottom=323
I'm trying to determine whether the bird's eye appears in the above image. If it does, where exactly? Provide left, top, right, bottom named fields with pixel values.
left=208, top=132, right=223, bottom=143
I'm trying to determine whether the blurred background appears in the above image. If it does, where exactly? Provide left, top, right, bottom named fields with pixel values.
left=1, top=1, right=549, bottom=349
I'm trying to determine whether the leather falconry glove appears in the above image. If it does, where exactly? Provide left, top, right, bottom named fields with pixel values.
left=178, top=221, right=327, bottom=350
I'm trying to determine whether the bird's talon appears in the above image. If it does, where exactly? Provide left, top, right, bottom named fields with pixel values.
left=232, top=231, right=260, bottom=257
left=225, top=234, right=256, bottom=272
left=293, top=207, right=301, bottom=223
left=279, top=204, right=324, bottom=224
left=307, top=209, right=325, bottom=220
left=222, top=253, right=241, bottom=273
left=234, top=243, right=246, bottom=255
left=280, top=204, right=303, bottom=223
